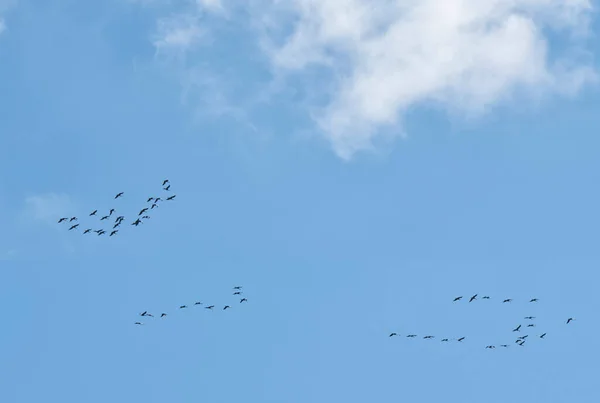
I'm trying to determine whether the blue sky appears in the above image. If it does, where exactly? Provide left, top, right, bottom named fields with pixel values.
left=1, top=0, right=599, bottom=402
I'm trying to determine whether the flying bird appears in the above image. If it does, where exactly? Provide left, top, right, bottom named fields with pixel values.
left=154, top=198, right=162, bottom=203
left=166, top=195, right=176, bottom=201
left=164, top=185, right=171, bottom=191
left=482, top=296, right=490, bottom=299
left=233, top=286, right=243, bottom=290
left=109, top=209, right=115, bottom=215
left=151, top=203, right=158, bottom=209
left=162, top=179, right=169, bottom=186
left=58, top=217, right=68, bottom=223
left=540, top=333, right=547, bottom=339
left=110, top=230, right=118, bottom=236
left=69, top=217, right=78, bottom=222
left=141, top=216, right=150, bottom=219
left=205, top=305, right=215, bottom=310
left=194, top=302, right=202, bottom=305
left=161, top=313, right=167, bottom=318
left=132, top=219, right=142, bottom=226
left=223, top=305, right=231, bottom=310
left=453, top=296, right=463, bottom=302
left=83, top=229, right=92, bottom=234
left=513, top=325, right=522, bottom=332
left=179, top=305, right=187, bottom=309
left=469, top=294, right=477, bottom=302
left=423, top=336, right=434, bottom=339
left=69, top=224, right=79, bottom=230
left=406, top=335, right=417, bottom=338
left=100, top=215, right=109, bottom=221
left=530, top=298, right=539, bottom=302
left=485, top=346, right=496, bottom=349
left=240, top=298, right=247, bottom=303
left=441, top=338, right=449, bottom=342
left=527, top=324, right=536, bottom=328
left=96, top=230, right=106, bottom=236
left=389, top=333, right=398, bottom=337
left=147, top=197, right=154, bottom=203
left=139, top=208, right=148, bottom=216
left=457, top=337, right=466, bottom=342
left=134, top=322, right=143, bottom=325
left=567, top=318, right=574, bottom=324
left=524, top=316, right=536, bottom=320
left=113, top=223, right=121, bottom=229
left=115, top=192, right=124, bottom=199
left=503, top=299, right=512, bottom=303
left=233, top=292, right=242, bottom=295
left=90, top=210, right=97, bottom=216
left=500, top=345, right=509, bottom=348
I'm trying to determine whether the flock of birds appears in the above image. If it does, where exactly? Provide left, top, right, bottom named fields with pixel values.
left=389, top=295, right=576, bottom=349
left=134, top=286, right=248, bottom=325
left=56, top=179, right=176, bottom=237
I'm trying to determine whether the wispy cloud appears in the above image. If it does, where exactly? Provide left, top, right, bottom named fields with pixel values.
left=23, top=193, right=75, bottom=226
left=143, top=0, right=597, bottom=159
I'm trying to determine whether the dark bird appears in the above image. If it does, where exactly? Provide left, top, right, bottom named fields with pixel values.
left=457, top=337, right=466, bottom=342
left=406, top=335, right=417, bottom=338
left=100, top=215, right=109, bottom=221
left=205, top=305, right=215, bottom=310
left=94, top=229, right=104, bottom=234
left=69, top=224, right=79, bottom=230
left=527, top=324, right=536, bottom=328
left=503, top=299, right=512, bottom=303
left=517, top=340, right=526, bottom=346
left=151, top=203, right=158, bottom=209
left=132, top=219, right=142, bottom=226
left=116, top=215, right=124, bottom=222
left=540, top=333, right=547, bottom=339
left=147, top=197, right=154, bottom=203
left=134, top=322, right=143, bottom=325
left=233, top=292, right=242, bottom=295
left=441, top=338, right=449, bottom=342
left=58, top=217, right=68, bottom=223
left=83, top=229, right=92, bottom=234
left=240, top=298, right=247, bottom=303
left=146, top=313, right=154, bottom=318
left=423, top=336, right=434, bottom=339
left=141, top=216, right=150, bottom=219
left=154, top=198, right=162, bottom=203
left=524, top=316, right=536, bottom=320
left=179, top=305, right=187, bottom=309
left=140, top=311, right=148, bottom=316
left=513, top=325, right=521, bottom=332
left=96, top=230, right=106, bottom=236
left=194, top=302, right=202, bottom=305
left=110, top=230, right=118, bottom=236
left=139, top=208, right=148, bottom=216
left=166, top=195, right=176, bottom=201
left=109, top=209, right=115, bottom=215
left=223, top=305, right=231, bottom=310
left=482, top=296, right=490, bottom=299
left=389, top=333, right=398, bottom=337
left=530, top=298, right=539, bottom=302
left=485, top=346, right=496, bottom=349
left=161, top=313, right=167, bottom=318
left=115, top=192, right=124, bottom=199
left=162, top=179, right=169, bottom=186
left=453, top=296, right=463, bottom=302
left=113, top=223, right=121, bottom=229
left=567, top=318, right=575, bottom=324
left=69, top=217, right=77, bottom=222
left=469, top=294, right=477, bottom=302
left=90, top=210, right=97, bottom=216
left=164, top=185, right=171, bottom=191
left=500, top=344, right=509, bottom=348
left=233, top=286, right=243, bottom=290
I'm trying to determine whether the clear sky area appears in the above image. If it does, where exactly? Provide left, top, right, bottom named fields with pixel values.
left=1, top=1, right=598, bottom=402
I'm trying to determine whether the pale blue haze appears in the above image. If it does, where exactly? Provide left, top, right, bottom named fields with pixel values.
left=0, top=1, right=599, bottom=403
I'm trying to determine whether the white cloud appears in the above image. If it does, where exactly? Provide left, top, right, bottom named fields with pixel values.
left=24, top=193, right=75, bottom=225
left=153, top=13, right=205, bottom=58
left=146, top=0, right=598, bottom=159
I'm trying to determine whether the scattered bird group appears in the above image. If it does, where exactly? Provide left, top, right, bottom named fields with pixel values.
left=389, top=295, right=576, bottom=350
left=134, top=286, right=248, bottom=326
left=57, top=179, right=176, bottom=237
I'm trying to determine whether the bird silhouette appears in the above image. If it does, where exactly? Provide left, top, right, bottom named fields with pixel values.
left=179, top=305, right=187, bottom=309
left=161, top=313, right=167, bottom=318
left=567, top=318, right=575, bottom=324
left=482, top=296, right=490, bottom=299
left=83, top=229, right=92, bottom=234
left=457, top=337, right=466, bottom=342
left=524, top=316, right=535, bottom=320
left=540, top=333, right=547, bottom=339
left=58, top=217, right=68, bottom=223
left=530, top=298, right=539, bottom=302
left=485, top=346, right=496, bottom=349
left=69, top=224, right=79, bottom=230
left=113, top=223, right=121, bottom=229
left=500, top=344, right=509, bottom=348
left=205, top=305, right=215, bottom=310
left=147, top=197, right=154, bottom=203
left=139, top=208, right=148, bottom=216
left=110, top=230, right=118, bottom=236
left=513, top=325, right=522, bottom=332
left=194, top=302, right=202, bottom=305
left=164, top=185, right=171, bottom=191
left=141, top=215, right=150, bottom=219
left=132, top=218, right=142, bottom=226
left=527, top=324, right=536, bottom=327
left=503, top=299, right=512, bottom=303
left=233, top=291, right=242, bottom=295
left=469, top=294, right=477, bottom=302
left=223, top=305, right=231, bottom=310
left=154, top=198, right=162, bottom=203
left=441, top=338, right=449, bottom=342
left=115, top=192, right=124, bottom=199
left=233, top=286, right=243, bottom=290
left=101, top=215, right=109, bottom=221
left=90, top=210, right=97, bottom=216
left=406, top=335, right=417, bottom=338
left=389, top=333, right=398, bottom=337
left=69, top=217, right=77, bottom=222
left=453, top=296, right=462, bottom=302
left=140, top=311, right=148, bottom=316
left=240, top=298, right=247, bottom=303
left=109, top=209, right=115, bottom=215
left=423, top=336, right=434, bottom=339
left=96, top=230, right=106, bottom=236
left=151, top=203, right=158, bottom=209
left=134, top=322, right=143, bottom=325
left=166, top=195, right=176, bottom=201
left=162, top=179, right=169, bottom=186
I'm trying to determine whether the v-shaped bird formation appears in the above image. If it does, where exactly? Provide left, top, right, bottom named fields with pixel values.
left=388, top=295, right=577, bottom=349
left=134, top=286, right=248, bottom=326
left=57, top=179, right=176, bottom=237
